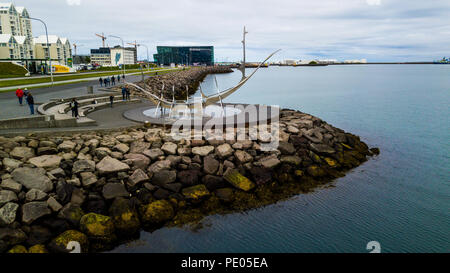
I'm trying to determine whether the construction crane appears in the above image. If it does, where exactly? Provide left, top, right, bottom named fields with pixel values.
left=95, top=33, right=107, bottom=47
left=73, top=43, right=83, bottom=56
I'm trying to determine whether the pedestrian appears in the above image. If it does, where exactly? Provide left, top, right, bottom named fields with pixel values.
left=122, top=74, right=125, bottom=81
left=117, top=75, right=121, bottom=83
left=103, top=78, right=107, bottom=87
left=126, top=86, right=131, bottom=101
left=26, top=92, right=35, bottom=115
left=70, top=98, right=79, bottom=118
left=111, top=76, right=115, bottom=86
left=23, top=88, right=29, bottom=97
left=15, top=88, right=24, bottom=106
left=109, top=95, right=114, bottom=108
left=121, top=86, right=127, bottom=101
left=99, top=77, right=103, bottom=87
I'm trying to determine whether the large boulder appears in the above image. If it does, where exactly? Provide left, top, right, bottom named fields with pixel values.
left=58, top=203, right=85, bottom=226
left=2, top=158, right=22, bottom=172
left=178, top=170, right=199, bottom=186
left=192, top=146, right=214, bottom=157
left=0, top=202, right=19, bottom=225
left=259, top=154, right=281, bottom=169
left=57, top=141, right=76, bottom=152
left=215, top=143, right=233, bottom=158
left=10, top=147, right=35, bottom=160
left=128, top=169, right=149, bottom=187
left=182, top=185, right=210, bottom=202
left=124, top=153, right=150, bottom=170
left=152, top=170, right=177, bottom=186
left=109, top=198, right=140, bottom=235
left=96, top=156, right=130, bottom=174
left=0, top=179, right=22, bottom=193
left=277, top=142, right=296, bottom=155
left=143, top=148, right=164, bottom=160
left=129, top=141, right=151, bottom=154
left=28, top=155, right=62, bottom=169
left=147, top=160, right=171, bottom=175
left=102, top=183, right=129, bottom=200
left=48, top=230, right=89, bottom=253
left=22, top=201, right=51, bottom=224
left=11, top=167, right=53, bottom=192
left=72, top=159, right=96, bottom=174
left=223, top=169, right=255, bottom=192
left=0, top=190, right=18, bottom=206
left=80, top=172, right=98, bottom=187
left=309, top=143, right=336, bottom=155
left=203, top=155, right=219, bottom=175
left=80, top=213, right=116, bottom=244
left=139, top=200, right=174, bottom=225
left=234, top=150, right=253, bottom=164
left=161, top=142, right=177, bottom=155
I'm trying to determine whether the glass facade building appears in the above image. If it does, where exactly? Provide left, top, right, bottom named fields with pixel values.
left=153, top=46, right=214, bottom=66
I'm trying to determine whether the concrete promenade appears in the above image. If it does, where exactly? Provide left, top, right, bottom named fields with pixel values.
left=0, top=74, right=147, bottom=120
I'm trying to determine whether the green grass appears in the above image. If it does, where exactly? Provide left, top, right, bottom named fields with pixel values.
left=0, top=62, right=29, bottom=78
left=0, top=67, right=178, bottom=88
left=0, top=68, right=183, bottom=93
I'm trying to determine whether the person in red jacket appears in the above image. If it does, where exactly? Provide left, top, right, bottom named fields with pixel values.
left=15, top=88, right=24, bottom=106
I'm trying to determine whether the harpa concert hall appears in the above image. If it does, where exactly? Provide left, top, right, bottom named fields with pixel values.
left=153, top=46, right=214, bottom=66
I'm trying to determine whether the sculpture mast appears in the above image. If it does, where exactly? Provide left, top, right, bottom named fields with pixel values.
left=241, top=26, right=248, bottom=77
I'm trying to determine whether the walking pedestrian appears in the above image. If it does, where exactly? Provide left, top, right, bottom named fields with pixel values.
left=103, top=78, right=107, bottom=87
left=126, top=86, right=131, bottom=101
left=111, top=76, right=116, bottom=86
left=122, top=74, right=125, bottom=81
left=117, top=75, right=121, bottom=83
left=121, top=86, right=127, bottom=101
left=26, top=92, right=35, bottom=115
left=15, top=88, right=24, bottom=106
left=99, top=77, right=103, bottom=87
left=109, top=95, right=114, bottom=108
left=70, top=98, right=79, bottom=118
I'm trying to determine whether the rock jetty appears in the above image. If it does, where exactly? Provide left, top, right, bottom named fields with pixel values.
left=0, top=109, right=379, bottom=253
left=114, top=66, right=233, bottom=100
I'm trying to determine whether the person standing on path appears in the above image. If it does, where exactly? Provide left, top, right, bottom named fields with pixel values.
left=109, top=95, right=114, bottom=108
left=15, top=88, right=24, bottom=106
left=121, top=86, right=127, bottom=101
left=70, top=98, right=79, bottom=118
left=99, top=77, right=103, bottom=87
left=117, top=75, right=121, bottom=83
left=103, top=78, right=107, bottom=87
left=111, top=76, right=116, bottom=86
left=26, top=92, right=35, bottom=115
left=126, top=86, right=131, bottom=101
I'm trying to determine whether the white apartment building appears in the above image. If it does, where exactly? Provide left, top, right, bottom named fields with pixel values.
left=0, top=2, right=73, bottom=72
left=110, top=46, right=136, bottom=66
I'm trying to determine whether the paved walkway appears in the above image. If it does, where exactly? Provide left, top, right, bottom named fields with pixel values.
left=0, top=74, right=147, bottom=120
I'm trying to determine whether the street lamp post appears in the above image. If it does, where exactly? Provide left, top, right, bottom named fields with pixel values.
left=139, top=44, right=150, bottom=72
left=30, top=17, right=53, bottom=85
left=109, top=35, right=126, bottom=77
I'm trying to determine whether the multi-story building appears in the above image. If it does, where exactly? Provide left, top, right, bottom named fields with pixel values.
left=153, top=46, right=214, bottom=66
left=0, top=2, right=73, bottom=73
left=33, top=35, right=72, bottom=66
left=90, top=46, right=137, bottom=67
left=90, top=47, right=111, bottom=66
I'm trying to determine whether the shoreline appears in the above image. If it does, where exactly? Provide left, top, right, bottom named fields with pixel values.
left=0, top=107, right=379, bottom=253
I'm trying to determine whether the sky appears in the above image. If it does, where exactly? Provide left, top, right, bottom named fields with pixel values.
left=12, top=0, right=450, bottom=62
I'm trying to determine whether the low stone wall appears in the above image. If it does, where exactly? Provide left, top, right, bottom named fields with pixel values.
left=0, top=108, right=379, bottom=253
left=0, top=115, right=78, bottom=130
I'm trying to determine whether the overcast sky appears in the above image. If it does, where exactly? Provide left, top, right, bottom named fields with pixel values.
left=16, top=0, right=450, bottom=62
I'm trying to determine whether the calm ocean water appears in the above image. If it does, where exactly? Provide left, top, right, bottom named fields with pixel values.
left=112, top=65, right=450, bottom=253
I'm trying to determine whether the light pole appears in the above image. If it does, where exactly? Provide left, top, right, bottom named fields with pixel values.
left=139, top=44, right=150, bottom=72
left=109, top=35, right=126, bottom=77
left=30, top=17, right=53, bottom=85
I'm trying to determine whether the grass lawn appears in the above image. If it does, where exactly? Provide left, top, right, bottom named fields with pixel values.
left=0, top=67, right=180, bottom=88
left=0, top=62, right=28, bottom=78
left=0, top=68, right=182, bottom=93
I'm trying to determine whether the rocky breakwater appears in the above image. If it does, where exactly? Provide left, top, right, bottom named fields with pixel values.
left=0, top=109, right=379, bottom=253
left=116, top=66, right=233, bottom=100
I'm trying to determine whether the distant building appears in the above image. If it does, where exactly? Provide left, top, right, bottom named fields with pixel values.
left=90, top=46, right=136, bottom=67
left=0, top=2, right=73, bottom=73
left=153, top=46, right=214, bottom=66
left=344, top=59, right=367, bottom=64
left=90, top=47, right=111, bottom=66
left=33, top=35, right=72, bottom=66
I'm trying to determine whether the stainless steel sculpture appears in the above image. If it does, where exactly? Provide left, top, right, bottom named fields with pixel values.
left=126, top=27, right=280, bottom=116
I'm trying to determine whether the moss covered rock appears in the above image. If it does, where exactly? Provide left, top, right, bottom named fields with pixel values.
left=182, top=185, right=210, bottom=202
left=109, top=198, right=140, bottom=236
left=79, top=213, right=116, bottom=244
left=324, top=157, right=338, bottom=168
left=223, top=169, right=255, bottom=192
left=28, top=244, right=48, bottom=253
left=49, top=230, right=89, bottom=253
left=139, top=200, right=174, bottom=225
left=7, top=245, right=28, bottom=253
left=307, top=165, right=327, bottom=177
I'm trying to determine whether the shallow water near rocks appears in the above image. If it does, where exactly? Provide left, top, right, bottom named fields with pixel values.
left=110, top=65, right=450, bottom=253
